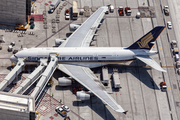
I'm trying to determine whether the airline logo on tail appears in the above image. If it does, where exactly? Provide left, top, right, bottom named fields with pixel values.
left=137, top=32, right=154, bottom=48
left=127, top=26, right=165, bottom=50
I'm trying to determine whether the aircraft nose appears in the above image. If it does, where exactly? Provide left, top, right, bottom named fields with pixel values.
left=10, top=55, right=17, bottom=62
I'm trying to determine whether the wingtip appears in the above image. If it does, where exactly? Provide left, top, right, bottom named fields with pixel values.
left=162, top=70, right=166, bottom=72
left=123, top=110, right=128, bottom=115
left=159, top=68, right=166, bottom=72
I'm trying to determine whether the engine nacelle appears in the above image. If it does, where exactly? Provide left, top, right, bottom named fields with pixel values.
left=76, top=91, right=90, bottom=100
left=55, top=39, right=65, bottom=46
left=58, top=77, right=72, bottom=86
left=69, top=24, right=81, bottom=31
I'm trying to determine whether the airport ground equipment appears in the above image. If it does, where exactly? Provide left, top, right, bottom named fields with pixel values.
left=173, top=47, right=179, bottom=55
left=125, top=7, right=131, bottom=16
left=11, top=42, right=15, bottom=46
left=177, top=61, right=180, bottom=68
left=109, top=5, right=114, bottom=13
left=118, top=6, right=124, bottom=16
left=171, top=40, right=177, bottom=49
left=8, top=45, right=13, bottom=51
left=65, top=9, right=70, bottom=20
left=112, top=69, right=121, bottom=89
left=55, top=106, right=67, bottom=117
left=160, top=82, right=167, bottom=91
left=13, top=59, right=47, bottom=94
left=31, top=54, right=58, bottom=99
left=49, top=0, right=61, bottom=13
left=136, top=12, right=141, bottom=18
left=0, top=58, right=25, bottom=91
left=164, top=6, right=169, bottom=16
left=72, top=1, right=78, bottom=20
left=14, top=24, right=27, bottom=30
left=167, top=21, right=172, bottom=29
left=61, top=105, right=70, bottom=112
left=13, top=48, right=19, bottom=54
left=102, top=67, right=109, bottom=84
left=79, top=9, right=84, bottom=15
left=175, top=54, right=179, bottom=61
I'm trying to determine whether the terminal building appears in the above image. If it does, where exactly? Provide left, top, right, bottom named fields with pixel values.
left=0, top=0, right=31, bottom=25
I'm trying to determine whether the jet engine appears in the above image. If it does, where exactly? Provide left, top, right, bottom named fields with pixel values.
left=58, top=77, right=72, bottom=86
left=55, top=39, right=65, bottom=46
left=76, top=91, right=90, bottom=100
left=69, top=24, right=81, bottom=31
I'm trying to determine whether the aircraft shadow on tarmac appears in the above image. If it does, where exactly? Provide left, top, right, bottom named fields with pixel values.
left=66, top=33, right=72, bottom=37
left=72, top=98, right=116, bottom=120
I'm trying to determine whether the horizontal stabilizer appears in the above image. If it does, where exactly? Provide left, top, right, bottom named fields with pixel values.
left=135, top=55, right=166, bottom=72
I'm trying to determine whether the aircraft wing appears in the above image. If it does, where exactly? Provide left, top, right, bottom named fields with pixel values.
left=135, top=55, right=166, bottom=72
left=60, top=6, right=108, bottom=47
left=57, top=64, right=126, bottom=113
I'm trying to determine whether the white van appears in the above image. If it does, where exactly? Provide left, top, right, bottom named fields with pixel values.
left=110, top=5, right=114, bottom=13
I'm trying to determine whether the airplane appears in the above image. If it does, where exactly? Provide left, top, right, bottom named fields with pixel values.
left=9, top=6, right=166, bottom=114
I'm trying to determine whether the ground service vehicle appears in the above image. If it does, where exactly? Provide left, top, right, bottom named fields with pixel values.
left=112, top=69, right=121, bottom=89
left=102, top=67, right=109, bottom=85
left=61, top=105, right=70, bottom=112
left=65, top=9, right=70, bottom=20
left=109, top=5, right=114, bottom=12
left=136, top=12, right=140, bottom=18
left=30, top=17, right=34, bottom=25
left=160, top=82, right=167, bottom=91
left=118, top=6, right=124, bottom=16
left=72, top=1, right=78, bottom=20
left=55, top=106, right=67, bottom=117
left=167, top=21, right=172, bottom=29
left=171, top=40, right=177, bottom=49
left=14, top=25, right=27, bottom=30
left=125, top=7, right=131, bottom=16
left=164, top=6, right=169, bottom=16
left=49, top=0, right=61, bottom=13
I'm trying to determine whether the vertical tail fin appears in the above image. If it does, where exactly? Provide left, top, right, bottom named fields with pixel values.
left=127, top=26, right=165, bottom=50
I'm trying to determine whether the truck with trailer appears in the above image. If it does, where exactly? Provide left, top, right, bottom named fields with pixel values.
left=118, top=6, right=124, bottom=16
left=49, top=0, right=61, bottom=13
left=125, top=7, right=132, bottom=16
left=72, top=1, right=78, bottom=20
left=112, top=69, right=120, bottom=89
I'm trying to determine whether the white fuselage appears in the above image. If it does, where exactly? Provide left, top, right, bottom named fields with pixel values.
left=11, top=47, right=157, bottom=66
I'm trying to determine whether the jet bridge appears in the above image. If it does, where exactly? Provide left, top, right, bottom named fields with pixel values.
left=0, top=58, right=25, bottom=91
left=13, top=59, right=48, bottom=94
left=31, top=54, right=58, bottom=99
